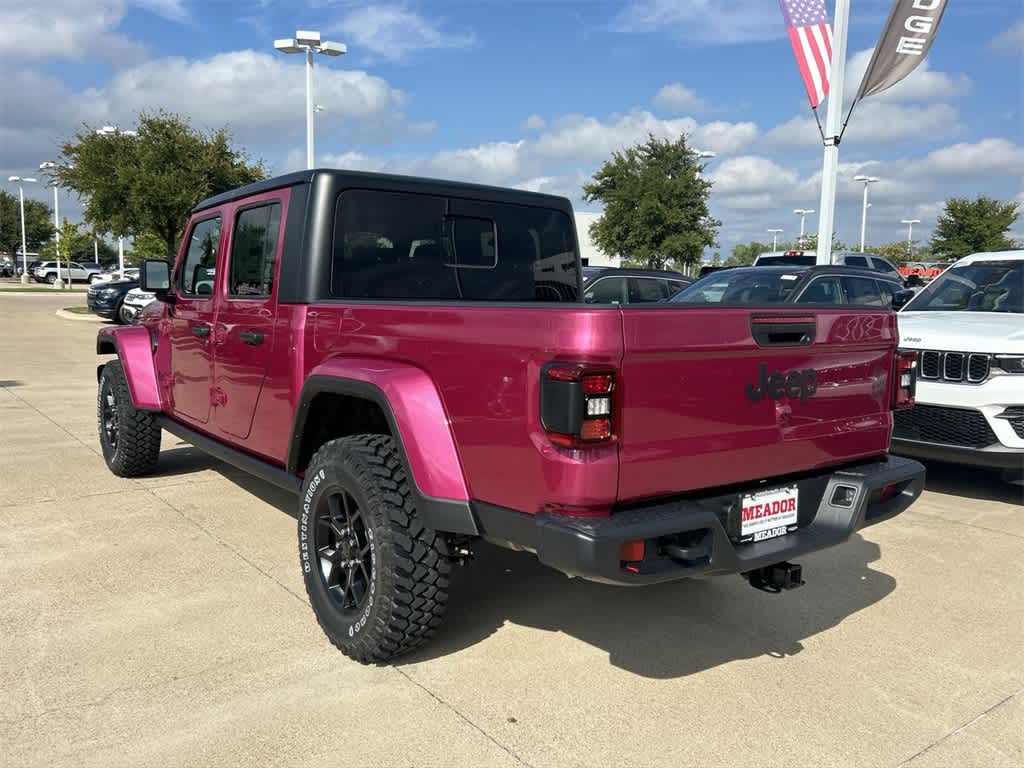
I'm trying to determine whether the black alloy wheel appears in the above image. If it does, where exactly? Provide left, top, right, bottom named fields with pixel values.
left=315, top=489, right=373, bottom=616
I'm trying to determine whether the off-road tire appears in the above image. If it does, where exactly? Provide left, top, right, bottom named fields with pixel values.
left=97, top=359, right=161, bottom=477
left=299, top=435, right=451, bottom=663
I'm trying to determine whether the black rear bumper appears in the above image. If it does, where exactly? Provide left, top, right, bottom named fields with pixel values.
left=474, top=455, right=925, bottom=586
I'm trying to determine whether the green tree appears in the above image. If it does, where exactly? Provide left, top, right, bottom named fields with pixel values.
left=727, top=240, right=773, bottom=266
left=126, top=232, right=168, bottom=266
left=930, top=196, right=1020, bottom=260
left=867, top=240, right=934, bottom=264
left=0, top=190, right=54, bottom=259
left=56, top=111, right=266, bottom=258
left=582, top=134, right=720, bottom=271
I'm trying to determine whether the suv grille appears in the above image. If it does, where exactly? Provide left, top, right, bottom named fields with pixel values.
left=918, top=350, right=991, bottom=384
left=893, top=405, right=998, bottom=448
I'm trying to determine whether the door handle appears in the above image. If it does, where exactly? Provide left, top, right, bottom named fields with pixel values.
left=239, top=330, right=264, bottom=346
left=191, top=324, right=211, bottom=339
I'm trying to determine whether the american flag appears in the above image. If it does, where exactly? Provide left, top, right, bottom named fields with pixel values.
left=780, top=0, right=833, bottom=108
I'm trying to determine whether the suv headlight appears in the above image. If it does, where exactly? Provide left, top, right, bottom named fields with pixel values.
left=994, top=356, right=1024, bottom=375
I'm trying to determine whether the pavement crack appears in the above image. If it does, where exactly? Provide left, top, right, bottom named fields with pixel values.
left=394, top=667, right=534, bottom=767
left=896, top=687, right=1023, bottom=767
left=144, top=487, right=309, bottom=606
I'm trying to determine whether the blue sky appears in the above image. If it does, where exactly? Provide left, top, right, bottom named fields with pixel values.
left=2, top=0, right=1022, bottom=254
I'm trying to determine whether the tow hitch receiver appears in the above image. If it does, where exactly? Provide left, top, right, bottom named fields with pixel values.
left=745, top=562, right=804, bottom=593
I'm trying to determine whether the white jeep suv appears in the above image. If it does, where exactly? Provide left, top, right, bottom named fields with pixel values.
left=894, top=250, right=1023, bottom=476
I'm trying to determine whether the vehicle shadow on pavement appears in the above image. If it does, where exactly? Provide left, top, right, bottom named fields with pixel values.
left=151, top=446, right=898, bottom=678
left=918, top=460, right=1022, bottom=505
left=406, top=536, right=894, bottom=679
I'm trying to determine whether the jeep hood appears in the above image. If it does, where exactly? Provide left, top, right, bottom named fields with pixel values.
left=898, top=311, right=1024, bottom=354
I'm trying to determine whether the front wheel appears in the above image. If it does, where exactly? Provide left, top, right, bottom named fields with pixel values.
left=45, top=273, right=56, bottom=284
left=299, top=435, right=451, bottom=663
left=98, top=360, right=161, bottom=477
left=119, top=302, right=134, bottom=324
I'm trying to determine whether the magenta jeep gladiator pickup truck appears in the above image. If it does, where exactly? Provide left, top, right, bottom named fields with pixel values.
left=96, top=169, right=925, bottom=662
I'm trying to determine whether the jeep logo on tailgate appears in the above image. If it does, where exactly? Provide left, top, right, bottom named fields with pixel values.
left=745, top=363, right=818, bottom=404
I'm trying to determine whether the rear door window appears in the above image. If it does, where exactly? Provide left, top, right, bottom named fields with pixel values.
left=795, top=277, right=843, bottom=304
left=585, top=277, right=627, bottom=304
left=628, top=277, right=670, bottom=303
left=228, top=203, right=282, bottom=297
left=841, top=276, right=885, bottom=306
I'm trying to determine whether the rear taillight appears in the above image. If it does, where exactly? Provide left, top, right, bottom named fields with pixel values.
left=541, top=364, right=617, bottom=448
left=893, top=350, right=917, bottom=410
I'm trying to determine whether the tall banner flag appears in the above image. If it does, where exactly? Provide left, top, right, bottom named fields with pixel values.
left=780, top=0, right=834, bottom=109
left=857, top=0, right=949, bottom=99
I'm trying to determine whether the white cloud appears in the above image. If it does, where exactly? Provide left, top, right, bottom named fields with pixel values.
left=533, top=111, right=758, bottom=164
left=765, top=102, right=960, bottom=148
left=0, top=0, right=146, bottom=63
left=918, top=138, right=1024, bottom=179
left=334, top=5, right=475, bottom=62
left=522, top=114, right=546, bottom=131
left=654, top=83, right=707, bottom=113
left=843, top=48, right=971, bottom=103
left=614, top=0, right=783, bottom=43
left=991, top=19, right=1024, bottom=54
left=81, top=50, right=406, bottom=143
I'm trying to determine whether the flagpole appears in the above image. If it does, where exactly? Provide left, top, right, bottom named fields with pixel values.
left=815, top=0, right=851, bottom=265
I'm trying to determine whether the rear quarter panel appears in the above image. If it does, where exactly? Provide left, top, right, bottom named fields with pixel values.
left=302, top=303, right=623, bottom=513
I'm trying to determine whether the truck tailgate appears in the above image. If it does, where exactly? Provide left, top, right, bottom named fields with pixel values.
left=617, top=307, right=897, bottom=501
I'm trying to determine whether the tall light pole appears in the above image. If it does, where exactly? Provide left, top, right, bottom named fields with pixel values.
left=274, top=31, right=347, bottom=170
left=8, top=176, right=37, bottom=284
left=39, top=162, right=66, bottom=289
left=794, top=209, right=815, bottom=248
left=901, top=219, right=921, bottom=259
left=94, top=125, right=136, bottom=273
left=768, top=228, right=783, bottom=252
left=854, top=175, right=880, bottom=253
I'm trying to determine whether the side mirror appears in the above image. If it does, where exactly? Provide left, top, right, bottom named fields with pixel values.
left=893, top=289, right=915, bottom=310
left=141, top=259, right=173, bottom=301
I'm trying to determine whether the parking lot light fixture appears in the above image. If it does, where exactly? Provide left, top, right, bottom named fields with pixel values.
left=39, top=162, right=66, bottom=289
left=901, top=219, right=921, bottom=259
left=274, top=30, right=347, bottom=170
left=854, top=176, right=881, bottom=253
left=794, top=209, right=815, bottom=247
left=768, top=228, right=784, bottom=252
left=8, top=175, right=38, bottom=284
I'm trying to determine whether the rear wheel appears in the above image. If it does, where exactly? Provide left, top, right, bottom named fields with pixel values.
left=97, top=360, right=161, bottom=477
left=299, top=435, right=451, bottom=663
left=45, top=273, right=56, bottom=284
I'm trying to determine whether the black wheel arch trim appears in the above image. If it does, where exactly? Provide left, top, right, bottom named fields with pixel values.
left=288, top=375, right=479, bottom=536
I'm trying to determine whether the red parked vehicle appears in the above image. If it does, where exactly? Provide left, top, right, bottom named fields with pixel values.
left=95, top=170, right=925, bottom=662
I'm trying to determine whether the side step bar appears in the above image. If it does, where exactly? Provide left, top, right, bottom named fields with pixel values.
left=157, top=417, right=301, bottom=493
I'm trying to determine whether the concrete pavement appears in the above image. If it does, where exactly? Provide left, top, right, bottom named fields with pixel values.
left=1, top=293, right=1021, bottom=768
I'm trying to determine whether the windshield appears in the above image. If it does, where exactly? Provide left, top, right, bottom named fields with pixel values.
left=904, top=261, right=1022, bottom=313
left=582, top=267, right=603, bottom=282
left=671, top=270, right=799, bottom=304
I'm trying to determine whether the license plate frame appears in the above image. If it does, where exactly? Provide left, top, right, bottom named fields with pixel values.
left=737, top=485, right=799, bottom=544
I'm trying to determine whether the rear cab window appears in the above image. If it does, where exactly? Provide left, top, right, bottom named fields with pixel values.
left=330, top=189, right=579, bottom=302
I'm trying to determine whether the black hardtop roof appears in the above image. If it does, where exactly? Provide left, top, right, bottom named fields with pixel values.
left=193, top=168, right=574, bottom=213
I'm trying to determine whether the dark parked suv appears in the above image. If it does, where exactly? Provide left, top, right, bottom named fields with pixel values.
left=87, top=279, right=139, bottom=323
left=582, top=267, right=692, bottom=304
left=754, top=251, right=906, bottom=285
left=672, top=266, right=914, bottom=308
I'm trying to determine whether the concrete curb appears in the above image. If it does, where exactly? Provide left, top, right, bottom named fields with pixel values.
left=0, top=291, right=89, bottom=297
left=55, top=308, right=104, bottom=322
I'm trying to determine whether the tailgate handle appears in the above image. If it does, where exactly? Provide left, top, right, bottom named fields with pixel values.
left=751, top=315, right=815, bottom=347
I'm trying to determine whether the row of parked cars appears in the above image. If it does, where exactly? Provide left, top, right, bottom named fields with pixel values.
left=584, top=250, right=1022, bottom=481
